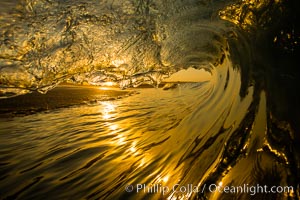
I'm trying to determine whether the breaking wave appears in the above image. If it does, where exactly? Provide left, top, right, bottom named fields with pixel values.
left=0, top=0, right=299, bottom=199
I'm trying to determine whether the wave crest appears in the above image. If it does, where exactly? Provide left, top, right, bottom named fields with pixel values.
left=0, top=0, right=231, bottom=98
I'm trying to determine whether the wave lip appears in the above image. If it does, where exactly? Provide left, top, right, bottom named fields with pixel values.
left=0, top=0, right=229, bottom=98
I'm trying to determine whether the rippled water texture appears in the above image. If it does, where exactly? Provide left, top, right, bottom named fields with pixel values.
left=0, top=0, right=300, bottom=199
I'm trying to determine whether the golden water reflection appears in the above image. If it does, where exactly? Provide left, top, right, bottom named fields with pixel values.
left=100, top=101, right=116, bottom=120
left=92, top=76, right=252, bottom=200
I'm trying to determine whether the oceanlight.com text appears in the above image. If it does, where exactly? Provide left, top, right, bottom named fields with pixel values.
left=125, top=183, right=294, bottom=196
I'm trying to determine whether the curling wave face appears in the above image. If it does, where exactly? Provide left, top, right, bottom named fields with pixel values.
left=0, top=0, right=299, bottom=199
left=0, top=0, right=229, bottom=97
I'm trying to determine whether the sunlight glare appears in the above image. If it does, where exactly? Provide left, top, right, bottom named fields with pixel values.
left=109, top=124, right=118, bottom=131
left=101, top=101, right=116, bottom=120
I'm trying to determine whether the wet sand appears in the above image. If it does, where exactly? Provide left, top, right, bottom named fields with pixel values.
left=0, top=85, right=133, bottom=117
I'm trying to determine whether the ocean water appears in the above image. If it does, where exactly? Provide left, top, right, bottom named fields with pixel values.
left=0, top=83, right=215, bottom=199
left=0, top=0, right=299, bottom=199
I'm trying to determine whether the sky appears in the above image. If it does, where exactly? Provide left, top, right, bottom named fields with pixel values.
left=164, top=68, right=211, bottom=82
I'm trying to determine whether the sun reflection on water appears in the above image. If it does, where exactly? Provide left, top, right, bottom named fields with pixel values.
left=94, top=87, right=208, bottom=200
left=130, top=141, right=137, bottom=153
left=109, top=124, right=118, bottom=131
left=101, top=101, right=116, bottom=120
left=116, top=134, right=126, bottom=145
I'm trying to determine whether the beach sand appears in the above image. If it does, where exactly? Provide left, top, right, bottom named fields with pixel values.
left=0, top=85, right=133, bottom=117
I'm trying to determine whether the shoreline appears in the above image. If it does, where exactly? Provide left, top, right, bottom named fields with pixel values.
left=0, top=85, right=134, bottom=117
